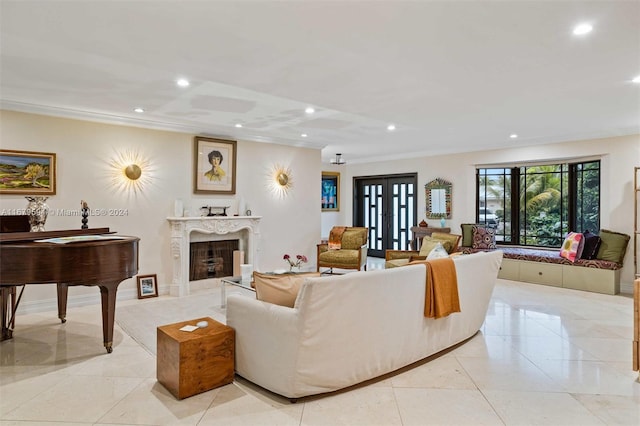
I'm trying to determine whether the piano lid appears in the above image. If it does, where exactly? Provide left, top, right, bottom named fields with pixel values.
left=0, top=227, right=113, bottom=243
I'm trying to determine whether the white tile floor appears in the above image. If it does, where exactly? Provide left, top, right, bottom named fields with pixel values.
left=1, top=257, right=639, bottom=425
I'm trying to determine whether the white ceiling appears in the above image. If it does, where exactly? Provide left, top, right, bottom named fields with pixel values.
left=1, top=1, right=639, bottom=164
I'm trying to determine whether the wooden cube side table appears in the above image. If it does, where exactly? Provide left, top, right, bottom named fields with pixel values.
left=157, top=317, right=234, bottom=399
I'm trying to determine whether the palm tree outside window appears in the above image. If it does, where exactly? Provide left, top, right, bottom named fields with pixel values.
left=476, top=160, right=600, bottom=248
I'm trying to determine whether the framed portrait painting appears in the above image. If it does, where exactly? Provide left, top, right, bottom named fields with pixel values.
left=0, top=149, right=57, bottom=195
left=137, top=274, right=158, bottom=299
left=321, top=171, right=340, bottom=211
left=194, top=137, right=237, bottom=194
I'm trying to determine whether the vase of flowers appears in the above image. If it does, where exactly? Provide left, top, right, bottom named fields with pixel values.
left=283, top=254, right=308, bottom=271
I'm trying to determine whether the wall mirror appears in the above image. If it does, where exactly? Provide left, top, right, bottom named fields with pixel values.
left=321, top=171, right=340, bottom=211
left=425, top=178, right=452, bottom=219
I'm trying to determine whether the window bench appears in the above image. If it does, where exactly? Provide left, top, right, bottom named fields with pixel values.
left=460, top=246, right=622, bottom=295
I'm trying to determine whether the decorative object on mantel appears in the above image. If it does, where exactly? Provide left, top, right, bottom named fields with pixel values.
left=194, top=136, right=237, bottom=194
left=284, top=254, right=308, bottom=271
left=0, top=149, right=56, bottom=195
left=200, top=206, right=229, bottom=216
left=419, top=220, right=428, bottom=227
left=81, top=200, right=89, bottom=229
left=440, top=217, right=446, bottom=228
left=25, top=196, right=49, bottom=232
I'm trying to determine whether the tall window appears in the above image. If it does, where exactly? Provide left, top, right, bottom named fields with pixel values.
left=476, top=160, right=600, bottom=248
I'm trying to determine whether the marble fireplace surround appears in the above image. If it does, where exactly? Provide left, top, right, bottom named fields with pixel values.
left=167, top=216, right=261, bottom=296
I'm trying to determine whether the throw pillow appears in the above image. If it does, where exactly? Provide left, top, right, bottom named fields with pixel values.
left=596, top=229, right=631, bottom=264
left=426, top=242, right=449, bottom=259
left=253, top=271, right=320, bottom=307
left=460, top=223, right=484, bottom=247
left=580, top=229, right=601, bottom=260
left=431, top=232, right=461, bottom=253
left=472, top=226, right=496, bottom=249
left=419, top=236, right=453, bottom=257
left=559, top=232, right=584, bottom=262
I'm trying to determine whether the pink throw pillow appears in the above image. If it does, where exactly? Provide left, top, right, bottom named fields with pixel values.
left=559, top=232, right=584, bottom=262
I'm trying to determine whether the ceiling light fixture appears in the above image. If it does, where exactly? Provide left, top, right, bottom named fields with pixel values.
left=330, top=153, right=346, bottom=165
left=301, top=133, right=308, bottom=138
left=387, top=124, right=396, bottom=131
left=235, top=123, right=243, bottom=128
left=176, top=78, right=190, bottom=87
left=573, top=23, right=593, bottom=35
left=305, top=107, right=315, bottom=114
left=510, top=134, right=518, bottom=139
left=632, top=75, right=640, bottom=84
left=133, top=107, right=144, bottom=113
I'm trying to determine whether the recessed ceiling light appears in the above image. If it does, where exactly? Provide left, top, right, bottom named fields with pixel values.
left=133, top=107, right=144, bottom=113
left=632, top=75, right=640, bottom=84
left=305, top=107, right=315, bottom=114
left=176, top=78, right=190, bottom=87
left=510, top=134, right=518, bottom=139
left=301, top=133, right=308, bottom=138
left=235, top=123, right=243, bottom=128
left=573, top=23, right=593, bottom=35
left=387, top=124, right=396, bottom=131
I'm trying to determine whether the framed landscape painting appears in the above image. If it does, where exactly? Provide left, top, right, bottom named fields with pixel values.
left=194, top=137, right=237, bottom=194
left=0, top=149, right=57, bottom=195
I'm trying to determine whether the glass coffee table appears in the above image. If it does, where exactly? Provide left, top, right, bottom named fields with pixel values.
left=220, top=276, right=255, bottom=308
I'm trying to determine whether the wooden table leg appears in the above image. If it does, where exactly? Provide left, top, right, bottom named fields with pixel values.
left=99, top=280, right=121, bottom=353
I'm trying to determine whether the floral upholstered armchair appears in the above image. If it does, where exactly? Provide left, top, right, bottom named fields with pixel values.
left=317, top=227, right=369, bottom=273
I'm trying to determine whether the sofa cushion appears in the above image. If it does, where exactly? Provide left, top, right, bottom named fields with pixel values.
left=580, top=229, right=601, bottom=260
left=596, top=229, right=630, bottom=264
left=253, top=271, right=320, bottom=307
left=460, top=223, right=484, bottom=247
left=472, top=226, right=496, bottom=249
left=559, top=232, right=584, bottom=262
left=419, top=236, right=453, bottom=257
left=426, top=242, right=449, bottom=259
left=431, top=232, right=461, bottom=253
left=385, top=258, right=411, bottom=268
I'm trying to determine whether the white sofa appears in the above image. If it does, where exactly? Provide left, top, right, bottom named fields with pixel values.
left=226, top=250, right=503, bottom=399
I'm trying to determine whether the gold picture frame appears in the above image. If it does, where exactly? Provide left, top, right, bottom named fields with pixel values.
left=321, top=171, right=340, bottom=211
left=0, top=149, right=57, bottom=195
left=194, top=137, right=237, bottom=194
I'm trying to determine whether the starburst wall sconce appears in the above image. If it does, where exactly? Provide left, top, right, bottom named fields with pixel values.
left=109, top=149, right=152, bottom=194
left=269, top=164, right=293, bottom=198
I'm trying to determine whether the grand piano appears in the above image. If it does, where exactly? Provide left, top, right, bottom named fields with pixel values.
left=0, top=225, right=139, bottom=353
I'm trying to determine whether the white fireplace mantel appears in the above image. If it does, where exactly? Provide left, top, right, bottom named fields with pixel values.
left=167, top=216, right=261, bottom=296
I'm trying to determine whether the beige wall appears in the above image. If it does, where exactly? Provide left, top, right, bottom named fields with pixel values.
left=3, top=109, right=638, bottom=313
left=0, top=110, right=321, bottom=312
left=332, top=134, right=640, bottom=292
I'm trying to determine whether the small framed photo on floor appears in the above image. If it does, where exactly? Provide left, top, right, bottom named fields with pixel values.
left=137, top=274, right=158, bottom=299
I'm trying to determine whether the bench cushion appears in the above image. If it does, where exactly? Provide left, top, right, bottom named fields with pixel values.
left=460, top=246, right=621, bottom=270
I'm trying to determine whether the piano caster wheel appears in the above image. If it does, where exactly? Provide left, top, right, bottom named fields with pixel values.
left=60, top=318, right=66, bottom=323
left=105, top=343, right=113, bottom=353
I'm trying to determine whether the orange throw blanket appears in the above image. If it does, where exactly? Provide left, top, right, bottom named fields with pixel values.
left=410, top=257, right=460, bottom=318
left=328, top=226, right=347, bottom=250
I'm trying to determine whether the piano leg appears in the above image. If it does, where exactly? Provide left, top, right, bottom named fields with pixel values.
left=1, top=286, right=16, bottom=341
left=56, top=283, right=68, bottom=323
left=99, top=280, right=121, bottom=353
